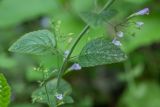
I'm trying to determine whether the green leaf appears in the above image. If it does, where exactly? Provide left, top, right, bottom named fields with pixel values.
left=9, top=30, right=56, bottom=55
left=78, top=38, right=127, bottom=67
left=32, top=79, right=73, bottom=107
left=0, top=73, right=11, bottom=107
left=81, top=9, right=117, bottom=28
left=63, top=96, right=74, bottom=104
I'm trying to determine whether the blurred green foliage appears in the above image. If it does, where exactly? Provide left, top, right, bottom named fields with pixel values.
left=0, top=0, right=160, bottom=107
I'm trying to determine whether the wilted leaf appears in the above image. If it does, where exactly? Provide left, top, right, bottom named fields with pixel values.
left=9, top=30, right=56, bottom=55
left=0, top=73, right=11, bottom=107
left=78, top=38, right=127, bottom=67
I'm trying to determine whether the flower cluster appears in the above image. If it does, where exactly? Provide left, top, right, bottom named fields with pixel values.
left=112, top=8, right=149, bottom=46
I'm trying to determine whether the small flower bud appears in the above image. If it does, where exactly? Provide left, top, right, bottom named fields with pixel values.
left=135, top=8, right=149, bottom=16
left=116, top=31, right=124, bottom=38
left=33, top=67, right=37, bottom=71
left=112, top=38, right=122, bottom=46
left=68, top=33, right=74, bottom=36
left=128, top=8, right=149, bottom=19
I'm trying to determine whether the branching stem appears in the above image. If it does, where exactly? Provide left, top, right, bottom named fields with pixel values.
left=54, top=0, right=117, bottom=91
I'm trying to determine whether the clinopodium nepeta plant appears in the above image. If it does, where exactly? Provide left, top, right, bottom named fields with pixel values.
left=9, top=0, right=149, bottom=107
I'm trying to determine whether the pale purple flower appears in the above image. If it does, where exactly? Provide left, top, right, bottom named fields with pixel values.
left=116, top=31, right=124, bottom=38
left=70, top=63, right=81, bottom=71
left=128, top=8, right=150, bottom=19
left=136, top=22, right=144, bottom=28
left=55, top=93, right=63, bottom=100
left=112, top=38, right=122, bottom=46
left=135, top=8, right=149, bottom=15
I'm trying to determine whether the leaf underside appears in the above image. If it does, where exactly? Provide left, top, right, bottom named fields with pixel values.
left=9, top=30, right=56, bottom=55
left=78, top=38, right=127, bottom=67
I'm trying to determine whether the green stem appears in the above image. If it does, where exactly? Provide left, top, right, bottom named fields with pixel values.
left=56, top=25, right=90, bottom=89
left=56, top=0, right=116, bottom=90
left=42, top=71, right=51, bottom=107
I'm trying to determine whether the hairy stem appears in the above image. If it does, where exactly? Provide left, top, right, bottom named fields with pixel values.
left=56, top=0, right=117, bottom=90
